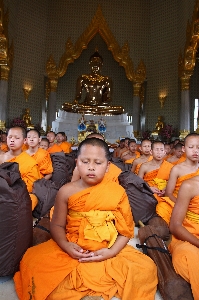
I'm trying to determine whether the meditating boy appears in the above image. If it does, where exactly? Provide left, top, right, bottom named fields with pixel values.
left=14, top=137, right=158, bottom=300
left=0, top=131, right=8, bottom=152
left=169, top=176, right=199, bottom=299
left=0, top=126, right=40, bottom=210
left=113, top=138, right=125, bottom=158
left=26, top=129, right=53, bottom=180
left=122, top=139, right=140, bottom=163
left=56, top=131, right=72, bottom=153
left=131, top=139, right=152, bottom=174
left=166, top=142, right=185, bottom=165
left=156, top=133, right=199, bottom=224
left=46, top=131, right=63, bottom=153
left=119, top=137, right=130, bottom=158
left=71, top=133, right=122, bottom=183
left=138, top=141, right=173, bottom=198
left=39, top=137, right=50, bottom=150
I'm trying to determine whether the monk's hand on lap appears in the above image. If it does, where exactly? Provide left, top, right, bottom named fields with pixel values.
left=79, top=248, right=112, bottom=262
left=150, top=187, right=161, bottom=194
left=65, top=242, right=91, bottom=260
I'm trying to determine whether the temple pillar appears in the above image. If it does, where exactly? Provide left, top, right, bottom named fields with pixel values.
left=46, top=78, right=58, bottom=130
left=0, top=80, right=8, bottom=123
left=180, top=89, right=190, bottom=131
left=132, top=82, right=141, bottom=136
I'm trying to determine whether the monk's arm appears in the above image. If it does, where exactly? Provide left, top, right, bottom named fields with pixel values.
left=131, top=159, right=138, bottom=173
left=170, top=181, right=199, bottom=248
left=138, top=163, right=146, bottom=179
left=165, top=167, right=178, bottom=202
left=50, top=185, right=91, bottom=259
left=44, top=173, right=52, bottom=180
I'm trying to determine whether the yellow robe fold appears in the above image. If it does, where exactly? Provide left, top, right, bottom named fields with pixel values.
left=14, top=181, right=157, bottom=300
left=156, top=170, right=199, bottom=224
left=169, top=195, right=199, bottom=300
left=31, top=148, right=53, bottom=177
left=7, top=152, right=40, bottom=210
left=59, top=141, right=72, bottom=153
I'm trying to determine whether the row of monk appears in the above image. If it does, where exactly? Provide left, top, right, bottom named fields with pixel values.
left=0, top=128, right=198, bottom=299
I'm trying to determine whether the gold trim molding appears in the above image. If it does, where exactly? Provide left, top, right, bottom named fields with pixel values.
left=0, top=0, right=13, bottom=81
left=178, top=0, right=199, bottom=90
left=46, top=6, right=146, bottom=92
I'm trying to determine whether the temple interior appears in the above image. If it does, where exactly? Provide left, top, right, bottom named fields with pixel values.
left=1, top=0, right=199, bottom=299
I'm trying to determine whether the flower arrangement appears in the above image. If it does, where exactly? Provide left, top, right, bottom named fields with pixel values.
left=141, top=130, right=152, bottom=139
left=10, top=117, right=27, bottom=129
left=159, top=124, right=178, bottom=141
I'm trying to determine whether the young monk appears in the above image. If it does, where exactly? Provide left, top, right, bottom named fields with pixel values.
left=47, top=131, right=63, bottom=154
left=119, top=137, right=130, bottom=158
left=0, top=131, right=8, bottom=152
left=71, top=133, right=122, bottom=183
left=113, top=138, right=125, bottom=158
left=138, top=141, right=173, bottom=198
left=131, top=139, right=152, bottom=174
left=122, top=139, right=140, bottom=163
left=166, top=142, right=185, bottom=165
left=56, top=132, right=72, bottom=153
left=39, top=137, right=50, bottom=150
left=169, top=176, right=199, bottom=299
left=0, top=126, right=40, bottom=210
left=156, top=133, right=199, bottom=224
left=26, top=129, right=53, bottom=180
left=14, top=138, right=157, bottom=300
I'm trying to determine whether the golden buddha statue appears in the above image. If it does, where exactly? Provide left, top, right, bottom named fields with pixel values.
left=62, top=50, right=124, bottom=115
left=22, top=108, right=34, bottom=128
left=155, top=116, right=164, bottom=132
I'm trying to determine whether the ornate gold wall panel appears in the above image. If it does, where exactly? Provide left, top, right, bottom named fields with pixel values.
left=46, top=6, right=146, bottom=93
left=178, top=0, right=199, bottom=90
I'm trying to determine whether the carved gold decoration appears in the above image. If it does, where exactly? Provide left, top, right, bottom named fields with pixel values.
left=178, top=0, right=199, bottom=90
left=46, top=55, right=59, bottom=92
left=158, top=95, right=167, bottom=108
left=0, top=119, right=5, bottom=130
left=23, top=87, right=32, bottom=102
left=133, top=83, right=142, bottom=97
left=179, top=129, right=190, bottom=140
left=46, top=6, right=146, bottom=93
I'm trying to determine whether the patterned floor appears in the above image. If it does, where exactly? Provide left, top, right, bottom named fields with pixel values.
left=0, top=227, right=163, bottom=300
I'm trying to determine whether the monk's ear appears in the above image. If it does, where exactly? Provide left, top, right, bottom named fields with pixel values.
left=106, top=161, right=110, bottom=173
left=38, top=137, right=41, bottom=143
left=150, top=149, right=152, bottom=155
left=182, top=146, right=185, bottom=153
left=139, top=146, right=142, bottom=152
left=23, top=138, right=27, bottom=144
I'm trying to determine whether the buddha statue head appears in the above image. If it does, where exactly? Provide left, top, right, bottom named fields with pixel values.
left=89, top=50, right=103, bottom=74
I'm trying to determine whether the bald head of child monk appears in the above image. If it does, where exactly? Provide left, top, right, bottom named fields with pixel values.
left=131, top=139, right=152, bottom=174
left=39, top=138, right=49, bottom=150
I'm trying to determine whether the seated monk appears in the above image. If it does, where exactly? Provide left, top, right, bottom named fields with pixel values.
left=14, top=137, right=158, bottom=300
left=119, top=137, right=130, bottom=158
left=0, top=132, right=8, bottom=152
left=163, top=143, right=171, bottom=160
left=47, top=131, right=63, bottom=154
left=0, top=126, right=41, bottom=210
left=113, top=138, right=125, bottom=158
left=71, top=133, right=122, bottom=184
left=138, top=141, right=173, bottom=199
left=56, top=132, right=72, bottom=153
left=166, top=142, right=185, bottom=165
left=169, top=175, right=199, bottom=299
left=156, top=133, right=199, bottom=225
left=39, top=138, right=50, bottom=150
left=131, top=139, right=152, bottom=174
left=26, top=129, right=53, bottom=180
left=122, top=139, right=140, bottom=164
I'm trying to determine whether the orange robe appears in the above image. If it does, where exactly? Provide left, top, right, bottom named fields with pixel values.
left=31, top=148, right=53, bottom=177
left=14, top=181, right=157, bottom=300
left=103, top=162, right=122, bottom=183
left=0, top=143, right=8, bottom=152
left=156, top=170, right=199, bottom=224
left=59, top=141, right=72, bottom=153
left=169, top=195, right=199, bottom=299
left=143, top=160, right=173, bottom=188
left=124, top=152, right=140, bottom=164
left=167, top=156, right=186, bottom=165
left=134, top=155, right=153, bottom=175
left=47, top=144, right=63, bottom=154
left=22, top=144, right=29, bottom=151
left=7, top=152, right=40, bottom=210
